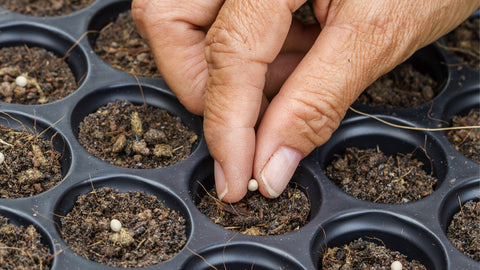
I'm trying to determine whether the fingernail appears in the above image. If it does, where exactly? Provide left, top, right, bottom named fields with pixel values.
left=214, top=160, right=228, bottom=200
left=260, top=147, right=302, bottom=198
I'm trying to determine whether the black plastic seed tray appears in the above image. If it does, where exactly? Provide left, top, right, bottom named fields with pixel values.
left=0, top=1, right=479, bottom=269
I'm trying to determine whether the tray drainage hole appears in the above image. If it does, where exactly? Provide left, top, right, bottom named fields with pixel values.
left=325, top=146, right=438, bottom=204
left=0, top=45, right=79, bottom=104
left=446, top=107, right=480, bottom=163
left=441, top=17, right=480, bottom=71
left=59, top=186, right=188, bottom=268
left=88, top=7, right=159, bottom=77
left=446, top=199, right=480, bottom=261
left=0, top=0, right=94, bottom=17
left=356, top=45, right=446, bottom=109
left=0, top=213, right=54, bottom=269
left=0, top=121, right=65, bottom=199
left=77, top=100, right=198, bottom=169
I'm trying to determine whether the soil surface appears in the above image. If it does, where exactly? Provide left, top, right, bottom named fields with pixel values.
left=357, top=62, right=438, bottom=109
left=447, top=108, right=480, bottom=163
left=447, top=200, right=480, bottom=261
left=0, top=46, right=78, bottom=104
left=197, top=184, right=310, bottom=236
left=321, top=237, right=426, bottom=269
left=0, top=124, right=63, bottom=198
left=0, top=214, right=52, bottom=269
left=60, top=187, right=187, bottom=268
left=443, top=17, right=480, bottom=70
left=93, top=10, right=160, bottom=77
left=325, top=146, right=437, bottom=204
left=78, top=100, right=198, bottom=169
left=0, top=0, right=94, bottom=16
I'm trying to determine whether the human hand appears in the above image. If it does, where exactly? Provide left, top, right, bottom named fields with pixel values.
left=133, top=0, right=479, bottom=202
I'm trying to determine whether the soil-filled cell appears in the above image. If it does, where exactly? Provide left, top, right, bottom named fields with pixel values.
left=88, top=1, right=159, bottom=77
left=0, top=208, right=54, bottom=269
left=54, top=177, right=191, bottom=268
left=0, top=0, right=94, bottom=17
left=442, top=17, right=480, bottom=70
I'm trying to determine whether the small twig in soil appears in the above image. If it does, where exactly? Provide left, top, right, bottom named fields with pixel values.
left=62, top=30, right=98, bottom=61
left=32, top=208, right=61, bottom=232
left=132, top=74, right=146, bottom=108
left=186, top=246, right=218, bottom=270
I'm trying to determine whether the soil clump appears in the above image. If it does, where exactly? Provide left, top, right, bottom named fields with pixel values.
left=446, top=108, right=480, bottom=163
left=0, top=46, right=78, bottom=104
left=77, top=100, right=198, bottom=169
left=60, top=186, right=187, bottom=268
left=446, top=200, right=480, bottom=261
left=197, top=184, right=310, bottom=236
left=0, top=0, right=94, bottom=16
left=92, top=10, right=160, bottom=77
left=325, top=146, right=437, bottom=204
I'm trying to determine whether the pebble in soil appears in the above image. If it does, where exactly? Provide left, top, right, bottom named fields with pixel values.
left=0, top=124, right=63, bottom=198
left=0, top=214, right=53, bottom=269
left=0, top=46, right=78, bottom=104
left=447, top=200, right=480, bottom=261
left=443, top=17, right=480, bottom=70
left=446, top=108, right=480, bottom=163
left=60, top=187, right=187, bottom=268
left=321, top=237, right=426, bottom=270
left=197, top=184, right=310, bottom=236
left=77, top=100, right=198, bottom=169
left=0, top=0, right=94, bottom=16
left=325, top=146, right=437, bottom=204
left=92, top=10, right=160, bottom=77
left=357, top=62, right=438, bottom=109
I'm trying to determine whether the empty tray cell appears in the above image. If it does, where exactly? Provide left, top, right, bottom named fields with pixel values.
left=0, top=24, right=87, bottom=104
left=0, top=112, right=71, bottom=198
left=312, top=211, right=447, bottom=270
left=53, top=176, right=192, bottom=268
left=0, top=0, right=94, bottom=17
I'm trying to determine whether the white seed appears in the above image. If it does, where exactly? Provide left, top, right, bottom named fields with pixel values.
left=391, top=260, right=402, bottom=270
left=15, top=75, right=28, bottom=87
left=247, top=178, right=259, bottom=192
left=0, top=152, right=4, bottom=164
left=110, top=219, right=122, bottom=232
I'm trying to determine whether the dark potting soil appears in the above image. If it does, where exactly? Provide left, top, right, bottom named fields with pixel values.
left=447, top=200, right=480, bottom=261
left=0, top=214, right=53, bottom=269
left=443, top=17, right=480, bottom=70
left=357, top=62, right=438, bottom=109
left=325, top=146, right=437, bottom=204
left=321, top=238, right=426, bottom=270
left=446, top=108, right=480, bottom=163
left=77, top=100, right=198, bottom=169
left=197, top=184, right=310, bottom=236
left=93, top=10, right=160, bottom=77
left=0, top=0, right=94, bottom=16
left=0, top=46, right=78, bottom=104
left=0, top=124, right=63, bottom=198
left=60, top=187, right=187, bottom=268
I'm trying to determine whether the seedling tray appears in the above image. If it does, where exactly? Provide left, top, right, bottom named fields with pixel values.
left=0, top=1, right=479, bottom=269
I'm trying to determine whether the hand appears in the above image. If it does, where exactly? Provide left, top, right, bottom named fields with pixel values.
left=133, top=0, right=479, bottom=202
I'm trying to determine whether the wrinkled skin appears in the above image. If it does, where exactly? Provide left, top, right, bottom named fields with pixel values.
left=132, top=0, right=480, bottom=202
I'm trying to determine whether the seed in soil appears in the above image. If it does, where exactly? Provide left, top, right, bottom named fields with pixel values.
left=0, top=46, right=78, bottom=104
left=0, top=214, right=53, bottom=269
left=391, top=260, right=403, bottom=270
left=446, top=200, right=480, bottom=261
left=357, top=62, right=439, bottom=109
left=92, top=10, right=160, bottom=77
left=0, top=124, right=63, bottom=198
left=0, top=0, right=94, bottom=17
left=325, top=146, right=438, bottom=204
left=59, top=186, right=187, bottom=268
left=321, top=237, right=426, bottom=270
left=446, top=108, right=480, bottom=163
left=77, top=100, right=198, bottom=169
left=442, top=17, right=480, bottom=70
left=197, top=183, right=310, bottom=236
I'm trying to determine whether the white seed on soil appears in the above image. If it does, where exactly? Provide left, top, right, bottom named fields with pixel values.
left=391, top=260, right=402, bottom=270
left=0, top=152, right=4, bottom=164
left=247, top=178, right=259, bottom=192
left=110, top=219, right=122, bottom=232
left=15, top=75, right=28, bottom=87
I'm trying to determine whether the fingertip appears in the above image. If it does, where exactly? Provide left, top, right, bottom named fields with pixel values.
left=214, top=160, right=248, bottom=203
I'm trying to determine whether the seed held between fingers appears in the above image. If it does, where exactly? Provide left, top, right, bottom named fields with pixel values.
left=248, top=179, right=259, bottom=192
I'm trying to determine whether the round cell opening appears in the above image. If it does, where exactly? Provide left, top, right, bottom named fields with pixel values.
left=0, top=0, right=94, bottom=17
left=312, top=211, right=447, bottom=270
